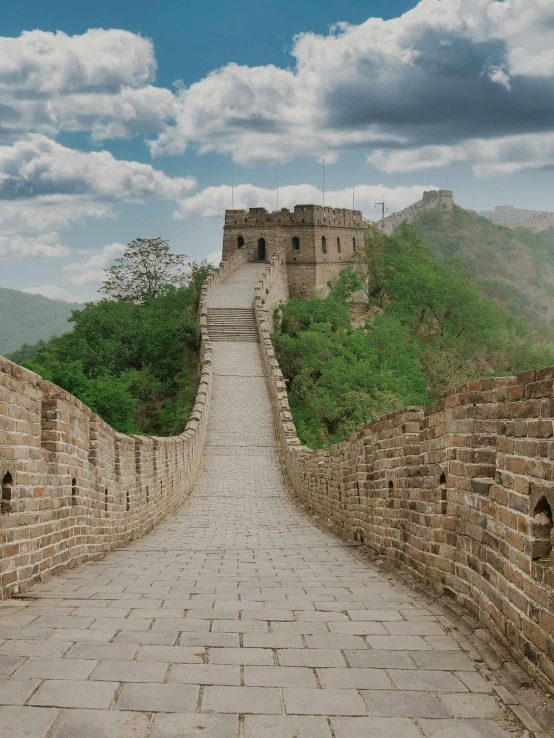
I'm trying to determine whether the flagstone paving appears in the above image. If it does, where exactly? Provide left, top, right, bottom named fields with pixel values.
left=0, top=264, right=525, bottom=737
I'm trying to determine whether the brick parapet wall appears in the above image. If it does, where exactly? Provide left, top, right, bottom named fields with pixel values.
left=379, top=189, right=454, bottom=235
left=0, top=248, right=249, bottom=598
left=488, top=213, right=554, bottom=233
left=254, top=256, right=554, bottom=692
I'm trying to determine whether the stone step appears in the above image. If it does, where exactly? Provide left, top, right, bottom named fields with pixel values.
left=207, top=308, right=259, bottom=342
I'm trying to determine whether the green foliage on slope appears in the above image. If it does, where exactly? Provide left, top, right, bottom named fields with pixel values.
left=0, top=288, right=83, bottom=355
left=9, top=261, right=213, bottom=436
left=410, top=205, right=554, bottom=331
left=273, top=223, right=554, bottom=449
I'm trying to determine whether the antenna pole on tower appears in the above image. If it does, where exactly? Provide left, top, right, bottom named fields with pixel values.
left=276, top=166, right=279, bottom=211
left=322, top=159, right=325, bottom=212
left=352, top=167, right=355, bottom=210
left=231, top=160, right=234, bottom=209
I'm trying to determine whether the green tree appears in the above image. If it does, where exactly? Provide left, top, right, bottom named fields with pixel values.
left=100, top=237, right=189, bottom=304
left=354, top=222, right=391, bottom=305
left=22, top=258, right=214, bottom=436
left=327, top=266, right=363, bottom=303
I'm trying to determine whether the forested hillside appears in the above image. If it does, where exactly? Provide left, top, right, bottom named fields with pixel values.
left=8, top=239, right=213, bottom=437
left=410, top=206, right=554, bottom=332
left=273, top=223, right=554, bottom=449
left=0, top=287, right=83, bottom=355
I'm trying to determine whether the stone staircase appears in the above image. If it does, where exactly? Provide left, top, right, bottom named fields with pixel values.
left=207, top=308, right=259, bottom=342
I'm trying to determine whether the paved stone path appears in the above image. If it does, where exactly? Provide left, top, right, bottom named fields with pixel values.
left=0, top=264, right=524, bottom=737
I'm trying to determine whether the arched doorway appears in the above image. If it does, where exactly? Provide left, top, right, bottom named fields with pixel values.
left=257, top=238, right=266, bottom=262
left=237, top=235, right=244, bottom=249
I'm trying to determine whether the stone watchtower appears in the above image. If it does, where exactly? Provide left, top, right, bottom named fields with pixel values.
left=222, top=204, right=365, bottom=297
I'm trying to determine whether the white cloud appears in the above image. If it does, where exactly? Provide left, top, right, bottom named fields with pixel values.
left=368, top=131, right=554, bottom=178
left=0, top=195, right=116, bottom=259
left=176, top=183, right=439, bottom=221
left=206, top=250, right=222, bottom=267
left=2, top=5, right=553, bottom=185
left=148, top=0, right=554, bottom=175
left=0, top=233, right=70, bottom=259
left=0, top=135, right=196, bottom=201
left=21, top=284, right=82, bottom=302
left=0, top=28, right=155, bottom=92
left=0, top=29, right=175, bottom=142
left=63, top=242, right=126, bottom=284
left=0, top=137, right=196, bottom=259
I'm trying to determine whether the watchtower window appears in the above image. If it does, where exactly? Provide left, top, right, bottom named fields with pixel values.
left=322, top=236, right=327, bottom=254
left=146, top=486, right=149, bottom=504
left=104, top=488, right=108, bottom=513
left=337, top=237, right=341, bottom=253
left=292, top=237, right=300, bottom=251
left=1, top=472, right=13, bottom=514
left=71, top=478, right=77, bottom=507
left=237, top=235, right=244, bottom=249
left=353, top=237, right=357, bottom=252
left=126, top=490, right=130, bottom=512
left=257, top=238, right=266, bottom=262
left=388, top=480, right=394, bottom=498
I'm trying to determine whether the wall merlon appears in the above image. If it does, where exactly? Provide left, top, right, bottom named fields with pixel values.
left=224, top=204, right=363, bottom=228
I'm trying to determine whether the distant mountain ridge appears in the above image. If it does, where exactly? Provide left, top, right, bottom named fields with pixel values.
left=478, top=205, right=552, bottom=225
left=409, top=205, right=554, bottom=332
left=0, top=287, right=84, bottom=355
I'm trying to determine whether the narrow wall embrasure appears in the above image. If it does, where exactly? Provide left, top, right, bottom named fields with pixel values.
left=255, top=251, right=554, bottom=693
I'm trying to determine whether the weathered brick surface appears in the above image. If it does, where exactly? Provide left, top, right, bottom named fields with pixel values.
left=255, top=252, right=554, bottom=693
left=0, top=247, right=251, bottom=598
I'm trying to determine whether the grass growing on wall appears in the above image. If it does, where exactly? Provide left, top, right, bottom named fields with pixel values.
left=272, top=223, right=554, bottom=449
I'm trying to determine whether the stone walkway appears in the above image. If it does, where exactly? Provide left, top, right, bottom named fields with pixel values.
left=0, top=265, right=524, bottom=737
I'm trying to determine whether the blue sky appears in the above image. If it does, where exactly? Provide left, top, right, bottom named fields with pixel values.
left=1, top=0, right=554, bottom=300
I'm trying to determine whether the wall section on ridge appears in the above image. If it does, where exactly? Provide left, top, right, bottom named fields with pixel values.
left=0, top=247, right=251, bottom=599
left=255, top=252, right=554, bottom=694
left=379, top=190, right=454, bottom=235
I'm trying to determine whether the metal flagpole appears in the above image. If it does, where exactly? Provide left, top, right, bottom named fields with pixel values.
left=322, top=159, right=325, bottom=211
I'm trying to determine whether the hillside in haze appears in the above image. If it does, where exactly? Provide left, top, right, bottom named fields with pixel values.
left=409, top=206, right=554, bottom=334
left=0, top=287, right=84, bottom=355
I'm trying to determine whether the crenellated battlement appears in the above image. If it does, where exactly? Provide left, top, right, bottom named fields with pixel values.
left=224, top=204, right=363, bottom=228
